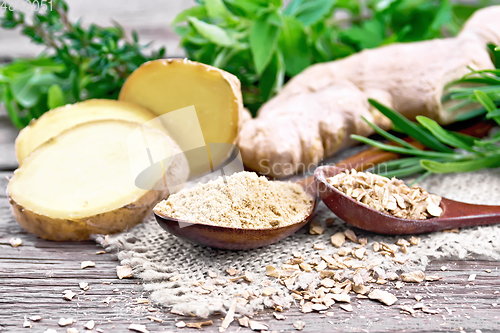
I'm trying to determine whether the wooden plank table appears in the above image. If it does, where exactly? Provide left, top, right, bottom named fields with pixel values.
left=1, top=109, right=499, bottom=333
left=0, top=6, right=499, bottom=328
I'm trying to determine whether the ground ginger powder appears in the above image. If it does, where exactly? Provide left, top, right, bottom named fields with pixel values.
left=154, top=171, right=313, bottom=228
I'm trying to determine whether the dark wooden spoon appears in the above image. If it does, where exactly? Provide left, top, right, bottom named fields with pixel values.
left=315, top=165, right=500, bottom=235
left=154, top=146, right=400, bottom=250
left=155, top=122, right=495, bottom=248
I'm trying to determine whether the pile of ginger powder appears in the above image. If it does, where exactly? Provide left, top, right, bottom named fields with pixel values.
left=154, top=171, right=313, bottom=229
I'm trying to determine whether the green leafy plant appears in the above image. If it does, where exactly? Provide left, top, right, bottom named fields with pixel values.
left=352, top=98, right=500, bottom=182
left=0, top=0, right=165, bottom=129
left=173, top=0, right=492, bottom=114
left=442, top=47, right=500, bottom=122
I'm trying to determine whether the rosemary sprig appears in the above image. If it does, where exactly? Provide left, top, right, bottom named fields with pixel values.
left=0, top=0, right=165, bottom=129
left=352, top=97, right=500, bottom=180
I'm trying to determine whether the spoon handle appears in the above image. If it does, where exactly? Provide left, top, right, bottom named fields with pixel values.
left=439, top=198, right=500, bottom=228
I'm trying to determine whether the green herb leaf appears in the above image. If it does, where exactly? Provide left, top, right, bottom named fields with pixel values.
left=188, top=17, right=234, bottom=46
left=368, top=99, right=454, bottom=153
left=360, top=116, right=421, bottom=150
left=10, top=72, right=41, bottom=108
left=285, top=0, right=336, bottom=26
left=475, top=90, right=500, bottom=126
left=258, top=50, right=285, bottom=101
left=421, top=155, right=500, bottom=173
left=416, top=116, right=474, bottom=151
left=205, top=0, right=235, bottom=21
left=47, top=84, right=65, bottom=110
left=485, top=109, right=500, bottom=118
left=172, top=6, right=207, bottom=25
left=351, top=135, right=457, bottom=159
left=377, top=164, right=427, bottom=179
left=278, top=16, right=311, bottom=76
left=250, top=11, right=282, bottom=74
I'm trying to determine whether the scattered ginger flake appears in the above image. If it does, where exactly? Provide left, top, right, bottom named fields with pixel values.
left=226, top=268, right=240, bottom=276
left=243, top=271, right=254, bottom=283
left=62, top=290, right=76, bottom=301
left=128, top=324, right=149, bottom=333
left=340, top=304, right=353, bottom=312
left=81, top=261, right=95, bottom=269
left=23, top=316, right=31, bottom=328
left=266, top=265, right=280, bottom=278
left=401, top=271, right=425, bottom=283
left=58, top=318, right=74, bottom=327
left=249, top=320, right=268, bottom=331
left=84, top=320, right=95, bottom=330
left=273, top=312, right=286, bottom=320
left=313, top=242, right=325, bottom=250
left=293, top=320, right=306, bottom=331
left=425, top=275, right=442, bottom=281
left=9, top=238, right=22, bottom=247
left=344, top=229, right=358, bottom=243
left=330, top=232, right=346, bottom=248
left=220, top=300, right=237, bottom=330
left=262, top=287, right=276, bottom=296
left=238, top=317, right=249, bottom=327
left=146, top=316, right=162, bottom=323
left=309, top=220, right=324, bottom=235
left=186, top=320, right=213, bottom=329
left=409, top=236, right=420, bottom=245
left=368, top=289, right=397, bottom=306
left=116, top=265, right=133, bottom=279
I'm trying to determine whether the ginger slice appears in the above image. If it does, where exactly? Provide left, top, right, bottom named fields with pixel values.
left=119, top=59, right=243, bottom=177
left=15, top=99, right=166, bottom=164
left=8, top=119, right=188, bottom=241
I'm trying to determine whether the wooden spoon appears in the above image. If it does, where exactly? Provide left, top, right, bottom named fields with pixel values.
left=155, top=122, right=495, bottom=248
left=315, top=165, right=500, bottom=235
left=154, top=146, right=399, bottom=250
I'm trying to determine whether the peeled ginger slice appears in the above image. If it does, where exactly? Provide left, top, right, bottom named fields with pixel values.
left=15, top=99, right=167, bottom=164
left=119, top=59, right=243, bottom=176
left=8, top=119, right=187, bottom=241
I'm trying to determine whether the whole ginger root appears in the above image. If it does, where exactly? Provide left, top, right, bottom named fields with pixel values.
left=237, top=6, right=500, bottom=178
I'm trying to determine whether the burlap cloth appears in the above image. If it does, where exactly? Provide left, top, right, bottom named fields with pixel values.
left=96, top=148, right=500, bottom=318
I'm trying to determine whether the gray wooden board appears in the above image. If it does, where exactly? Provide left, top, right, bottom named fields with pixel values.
left=1, top=2, right=500, bottom=331
left=1, top=170, right=500, bottom=332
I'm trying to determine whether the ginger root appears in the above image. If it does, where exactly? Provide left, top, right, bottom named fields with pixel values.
left=237, top=6, right=500, bottom=178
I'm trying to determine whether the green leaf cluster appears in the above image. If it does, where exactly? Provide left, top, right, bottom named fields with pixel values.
left=352, top=97, right=500, bottom=181
left=444, top=49, right=500, bottom=122
left=173, top=0, right=493, bottom=114
left=0, top=0, right=165, bottom=129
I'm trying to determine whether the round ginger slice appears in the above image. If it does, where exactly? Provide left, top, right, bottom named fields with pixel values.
left=15, top=99, right=167, bottom=164
left=119, top=59, right=243, bottom=176
left=8, top=119, right=188, bottom=241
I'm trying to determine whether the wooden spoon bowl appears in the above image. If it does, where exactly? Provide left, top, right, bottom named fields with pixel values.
left=315, top=165, right=500, bottom=234
left=154, top=177, right=317, bottom=250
